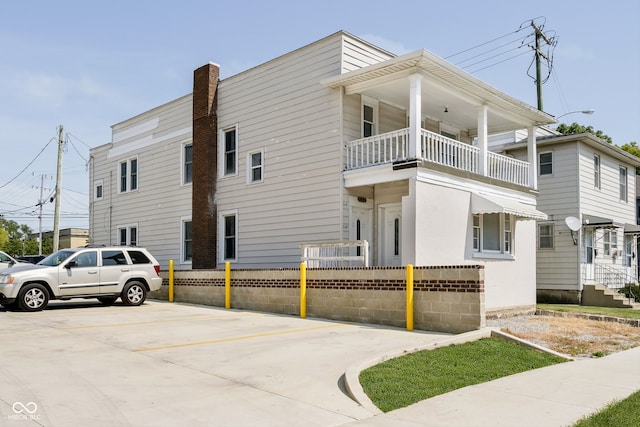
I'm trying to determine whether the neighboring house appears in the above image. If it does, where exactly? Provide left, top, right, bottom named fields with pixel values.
left=89, top=31, right=556, bottom=314
left=502, top=132, right=640, bottom=305
left=29, top=228, right=89, bottom=249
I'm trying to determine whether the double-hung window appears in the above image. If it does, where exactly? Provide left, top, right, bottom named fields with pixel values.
left=538, top=223, right=554, bottom=249
left=473, top=213, right=513, bottom=256
left=604, top=230, right=618, bottom=256
left=118, top=225, right=138, bottom=246
left=248, top=150, right=264, bottom=183
left=182, top=218, right=192, bottom=263
left=183, top=143, right=193, bottom=184
left=119, top=158, right=138, bottom=193
left=220, top=210, right=238, bottom=262
left=593, top=154, right=601, bottom=189
left=221, top=125, right=238, bottom=177
left=93, top=179, right=104, bottom=201
left=619, top=166, right=628, bottom=202
left=539, top=152, right=552, bottom=176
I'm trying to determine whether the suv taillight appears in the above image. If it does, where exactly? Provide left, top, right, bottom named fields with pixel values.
left=154, top=265, right=160, bottom=275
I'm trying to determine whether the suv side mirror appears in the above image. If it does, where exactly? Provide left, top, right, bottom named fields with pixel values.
left=65, top=260, right=77, bottom=269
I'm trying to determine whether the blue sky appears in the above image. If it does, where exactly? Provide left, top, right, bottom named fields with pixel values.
left=1, top=0, right=638, bottom=233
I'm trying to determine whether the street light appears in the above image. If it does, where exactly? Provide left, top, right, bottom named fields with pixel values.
left=555, top=109, right=595, bottom=120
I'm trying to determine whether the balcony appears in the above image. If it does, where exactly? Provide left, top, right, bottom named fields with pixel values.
left=345, top=128, right=530, bottom=187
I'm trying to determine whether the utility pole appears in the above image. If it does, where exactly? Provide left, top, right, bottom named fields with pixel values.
left=53, top=125, right=64, bottom=252
left=530, top=21, right=553, bottom=111
left=37, top=174, right=46, bottom=255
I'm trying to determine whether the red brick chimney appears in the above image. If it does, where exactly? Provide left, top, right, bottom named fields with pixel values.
left=192, top=63, right=220, bottom=269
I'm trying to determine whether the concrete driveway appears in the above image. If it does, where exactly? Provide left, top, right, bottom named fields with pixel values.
left=0, top=300, right=450, bottom=426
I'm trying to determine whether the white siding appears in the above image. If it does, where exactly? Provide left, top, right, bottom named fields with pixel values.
left=89, top=95, right=193, bottom=269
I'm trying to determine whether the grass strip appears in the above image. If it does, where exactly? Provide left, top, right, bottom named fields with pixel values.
left=537, top=304, right=640, bottom=320
left=359, top=337, right=566, bottom=412
left=572, top=390, right=640, bottom=427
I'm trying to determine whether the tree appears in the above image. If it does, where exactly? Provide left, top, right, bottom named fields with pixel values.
left=556, top=122, right=613, bottom=144
left=620, top=141, right=640, bottom=174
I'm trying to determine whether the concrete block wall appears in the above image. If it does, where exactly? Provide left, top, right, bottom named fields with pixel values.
left=150, top=265, right=485, bottom=334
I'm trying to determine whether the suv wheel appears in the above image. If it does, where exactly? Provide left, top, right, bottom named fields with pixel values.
left=121, top=281, right=147, bottom=306
left=18, top=284, right=49, bottom=311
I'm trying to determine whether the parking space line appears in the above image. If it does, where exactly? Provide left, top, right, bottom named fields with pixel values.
left=60, top=313, right=257, bottom=330
left=133, top=323, right=349, bottom=352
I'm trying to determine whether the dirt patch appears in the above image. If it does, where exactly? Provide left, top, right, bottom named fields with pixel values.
left=487, top=315, right=640, bottom=358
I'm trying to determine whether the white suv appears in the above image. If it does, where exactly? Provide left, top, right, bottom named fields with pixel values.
left=0, top=246, right=163, bottom=311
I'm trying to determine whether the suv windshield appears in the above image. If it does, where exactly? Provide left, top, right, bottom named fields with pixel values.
left=39, top=250, right=76, bottom=266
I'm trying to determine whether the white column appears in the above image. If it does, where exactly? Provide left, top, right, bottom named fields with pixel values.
left=409, top=74, right=422, bottom=159
left=527, top=126, right=538, bottom=189
left=477, top=105, right=488, bottom=176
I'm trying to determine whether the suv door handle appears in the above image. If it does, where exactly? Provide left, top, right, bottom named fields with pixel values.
left=121, top=268, right=131, bottom=272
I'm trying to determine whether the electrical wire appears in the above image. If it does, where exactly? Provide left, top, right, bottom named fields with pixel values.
left=0, top=138, right=56, bottom=190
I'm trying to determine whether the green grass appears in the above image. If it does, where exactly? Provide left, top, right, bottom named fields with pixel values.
left=537, top=304, right=640, bottom=320
left=359, top=337, right=566, bottom=412
left=572, top=390, right=640, bottom=427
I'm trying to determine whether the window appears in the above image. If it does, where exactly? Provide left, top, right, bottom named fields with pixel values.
left=182, top=218, right=192, bottom=263
left=127, top=250, right=152, bottom=264
left=93, top=179, right=104, bottom=201
left=619, top=166, right=628, bottom=202
left=118, top=225, right=138, bottom=246
left=594, top=154, right=601, bottom=189
left=604, top=230, right=617, bottom=256
left=473, top=213, right=513, bottom=255
left=539, top=152, right=552, bottom=175
left=538, top=223, right=554, bottom=249
left=220, top=210, right=238, bottom=262
left=624, top=235, right=634, bottom=267
left=248, top=150, right=263, bottom=183
left=221, top=125, right=238, bottom=177
left=183, top=143, right=193, bottom=184
left=363, top=105, right=374, bottom=137
left=102, top=250, right=128, bottom=266
left=74, top=251, right=98, bottom=268
left=118, top=158, right=139, bottom=193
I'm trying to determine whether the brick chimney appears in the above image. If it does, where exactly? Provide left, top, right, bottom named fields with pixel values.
left=192, top=63, right=220, bottom=269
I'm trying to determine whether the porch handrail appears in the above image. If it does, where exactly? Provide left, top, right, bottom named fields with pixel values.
left=345, top=128, right=531, bottom=187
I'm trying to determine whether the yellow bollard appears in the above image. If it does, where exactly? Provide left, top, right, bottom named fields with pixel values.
left=406, top=264, right=414, bottom=331
left=225, top=261, right=231, bottom=309
left=300, top=262, right=307, bottom=318
left=168, top=260, right=174, bottom=302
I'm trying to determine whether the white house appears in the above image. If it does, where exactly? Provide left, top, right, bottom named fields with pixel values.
left=503, top=132, right=640, bottom=306
left=89, top=31, right=556, bottom=315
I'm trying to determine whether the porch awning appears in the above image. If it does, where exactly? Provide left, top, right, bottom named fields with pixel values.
left=582, top=214, right=623, bottom=229
left=471, top=193, right=547, bottom=220
left=624, top=223, right=640, bottom=234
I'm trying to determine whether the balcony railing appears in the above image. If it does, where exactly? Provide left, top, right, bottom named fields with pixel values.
left=345, top=128, right=530, bottom=187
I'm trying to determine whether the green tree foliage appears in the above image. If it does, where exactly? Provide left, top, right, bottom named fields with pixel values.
left=0, top=217, right=44, bottom=257
left=556, top=122, right=613, bottom=144
left=620, top=141, right=640, bottom=175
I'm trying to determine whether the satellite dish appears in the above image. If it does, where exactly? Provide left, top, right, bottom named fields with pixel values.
left=565, top=216, right=582, bottom=231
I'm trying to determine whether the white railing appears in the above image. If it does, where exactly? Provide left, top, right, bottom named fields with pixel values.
left=421, top=130, right=479, bottom=173
left=345, top=128, right=531, bottom=187
left=345, top=129, right=408, bottom=170
left=487, top=152, right=530, bottom=187
left=300, top=240, right=369, bottom=268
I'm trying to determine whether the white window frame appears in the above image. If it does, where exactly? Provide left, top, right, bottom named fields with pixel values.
left=361, top=96, right=378, bottom=138
left=472, top=213, right=514, bottom=259
left=93, top=179, right=104, bottom=201
left=118, top=157, right=139, bottom=193
left=117, top=224, right=138, bottom=246
left=619, top=166, right=628, bottom=202
left=539, top=151, right=553, bottom=176
left=538, top=223, right=554, bottom=249
left=219, top=209, right=238, bottom=263
left=594, top=154, right=601, bottom=189
left=247, top=149, right=264, bottom=184
left=603, top=230, right=618, bottom=256
left=182, top=142, right=193, bottom=185
left=181, top=216, right=192, bottom=264
left=219, top=124, right=239, bottom=178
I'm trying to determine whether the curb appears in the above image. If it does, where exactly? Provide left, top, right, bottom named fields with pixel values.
left=536, top=309, right=640, bottom=327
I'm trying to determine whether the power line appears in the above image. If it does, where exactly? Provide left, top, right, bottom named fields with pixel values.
left=0, top=138, right=56, bottom=190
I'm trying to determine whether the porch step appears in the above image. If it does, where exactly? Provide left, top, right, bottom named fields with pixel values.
left=582, top=284, right=640, bottom=309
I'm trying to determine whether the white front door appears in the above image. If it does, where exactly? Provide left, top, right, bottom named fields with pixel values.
left=583, top=229, right=594, bottom=280
left=350, top=198, right=373, bottom=266
left=379, top=203, right=402, bottom=266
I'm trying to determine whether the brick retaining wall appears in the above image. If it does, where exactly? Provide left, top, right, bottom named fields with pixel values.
left=150, top=265, right=485, bottom=333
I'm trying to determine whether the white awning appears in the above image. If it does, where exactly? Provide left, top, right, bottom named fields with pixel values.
left=471, top=193, right=547, bottom=220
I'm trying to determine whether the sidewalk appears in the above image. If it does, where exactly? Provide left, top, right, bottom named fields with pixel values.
left=344, top=344, right=640, bottom=426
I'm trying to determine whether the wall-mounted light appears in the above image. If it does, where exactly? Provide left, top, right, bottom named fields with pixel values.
left=444, top=106, right=448, bottom=113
